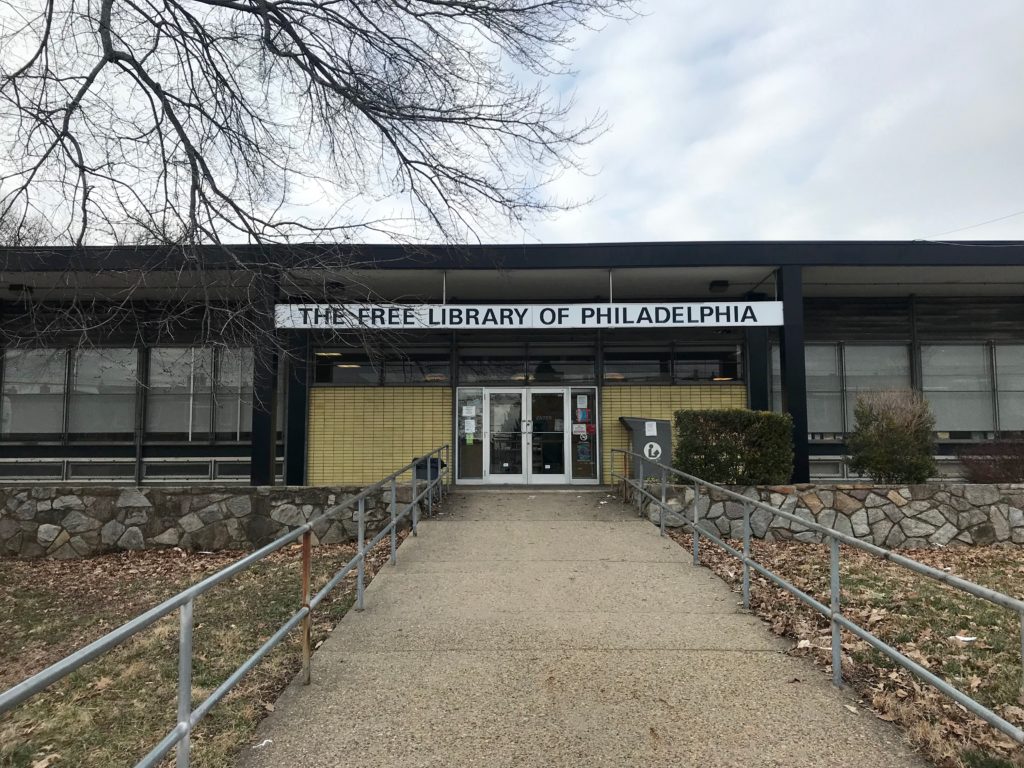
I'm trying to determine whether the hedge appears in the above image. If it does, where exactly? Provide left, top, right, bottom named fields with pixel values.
left=673, top=409, right=793, bottom=485
left=847, top=390, right=936, bottom=484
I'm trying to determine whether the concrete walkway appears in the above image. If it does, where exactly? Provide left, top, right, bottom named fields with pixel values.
left=239, top=490, right=924, bottom=768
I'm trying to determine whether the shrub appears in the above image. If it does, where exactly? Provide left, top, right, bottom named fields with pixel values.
left=673, top=409, right=793, bottom=485
left=847, top=390, right=936, bottom=484
left=956, top=440, right=1024, bottom=483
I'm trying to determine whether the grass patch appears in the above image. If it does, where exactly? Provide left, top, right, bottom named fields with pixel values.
left=668, top=531, right=1024, bottom=768
left=0, top=534, right=404, bottom=767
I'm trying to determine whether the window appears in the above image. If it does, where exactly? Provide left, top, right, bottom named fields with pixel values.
left=314, top=351, right=380, bottom=385
left=146, top=348, right=214, bottom=439
left=68, top=348, right=138, bottom=440
left=2, top=349, right=66, bottom=437
left=458, top=353, right=526, bottom=384
left=995, top=345, right=1024, bottom=431
left=805, top=344, right=843, bottom=434
left=921, top=344, right=994, bottom=435
left=457, top=388, right=483, bottom=480
left=770, top=345, right=782, bottom=412
left=674, top=347, right=743, bottom=382
left=603, top=349, right=671, bottom=383
left=215, top=348, right=254, bottom=440
left=315, top=348, right=451, bottom=385
left=771, top=343, right=912, bottom=436
left=527, top=348, right=595, bottom=384
left=383, top=352, right=451, bottom=384
left=844, top=345, right=911, bottom=427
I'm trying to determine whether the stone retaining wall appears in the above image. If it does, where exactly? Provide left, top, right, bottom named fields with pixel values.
left=632, top=483, right=1024, bottom=548
left=0, top=485, right=426, bottom=559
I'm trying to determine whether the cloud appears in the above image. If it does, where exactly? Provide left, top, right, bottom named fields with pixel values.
left=531, top=0, right=1024, bottom=242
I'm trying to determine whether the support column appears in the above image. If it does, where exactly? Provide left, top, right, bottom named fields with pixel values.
left=249, top=342, right=279, bottom=486
left=284, top=332, right=310, bottom=486
left=744, top=292, right=770, bottom=411
left=777, top=266, right=810, bottom=483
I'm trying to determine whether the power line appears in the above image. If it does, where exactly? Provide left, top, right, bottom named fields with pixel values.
left=925, top=207, right=1024, bottom=239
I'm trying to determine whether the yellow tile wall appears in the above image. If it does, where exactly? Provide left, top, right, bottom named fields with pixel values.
left=600, top=385, right=747, bottom=483
left=307, top=387, right=452, bottom=484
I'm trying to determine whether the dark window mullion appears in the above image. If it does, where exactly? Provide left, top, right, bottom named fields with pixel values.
left=990, top=341, right=1000, bottom=434
left=135, top=346, right=149, bottom=484
left=209, top=346, right=219, bottom=446
left=62, top=348, right=73, bottom=453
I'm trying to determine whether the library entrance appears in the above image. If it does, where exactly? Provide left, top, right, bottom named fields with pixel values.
left=456, top=387, right=599, bottom=485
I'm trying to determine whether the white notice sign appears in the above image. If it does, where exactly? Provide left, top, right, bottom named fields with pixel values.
left=462, top=405, right=476, bottom=417
left=576, top=394, right=588, bottom=408
left=464, top=418, right=476, bottom=434
left=644, top=421, right=658, bottom=437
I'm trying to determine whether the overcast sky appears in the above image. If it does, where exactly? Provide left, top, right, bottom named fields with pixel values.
left=527, top=0, right=1024, bottom=243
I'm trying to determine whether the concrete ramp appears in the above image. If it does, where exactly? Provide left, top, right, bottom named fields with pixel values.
left=239, top=490, right=924, bottom=768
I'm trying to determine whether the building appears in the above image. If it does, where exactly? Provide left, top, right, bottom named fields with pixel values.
left=2, top=241, right=1024, bottom=486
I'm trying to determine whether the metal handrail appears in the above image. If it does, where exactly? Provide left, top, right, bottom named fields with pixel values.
left=0, top=444, right=452, bottom=768
left=611, top=447, right=1024, bottom=746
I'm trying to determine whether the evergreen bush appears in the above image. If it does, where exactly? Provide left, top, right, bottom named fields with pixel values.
left=847, top=390, right=936, bottom=484
left=673, top=409, right=793, bottom=485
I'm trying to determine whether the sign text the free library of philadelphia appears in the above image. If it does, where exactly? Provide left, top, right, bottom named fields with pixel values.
left=275, top=301, right=784, bottom=330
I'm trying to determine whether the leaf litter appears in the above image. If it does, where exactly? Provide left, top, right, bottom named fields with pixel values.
left=668, top=530, right=1024, bottom=767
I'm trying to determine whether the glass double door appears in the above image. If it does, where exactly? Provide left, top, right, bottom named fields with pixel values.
left=486, top=388, right=567, bottom=484
left=457, top=386, right=598, bottom=484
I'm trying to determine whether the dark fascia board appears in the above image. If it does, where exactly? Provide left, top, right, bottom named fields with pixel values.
left=3, top=240, right=1024, bottom=272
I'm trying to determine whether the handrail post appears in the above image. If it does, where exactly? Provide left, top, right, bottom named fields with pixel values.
left=444, top=445, right=451, bottom=498
left=634, top=454, right=643, bottom=516
left=411, top=460, right=419, bottom=536
left=176, top=599, right=194, bottom=768
left=299, top=532, right=309, bottom=688
left=742, top=502, right=751, bottom=610
left=389, top=477, right=398, bottom=566
left=659, top=466, right=667, bottom=537
left=1011, top=614, right=1019, bottom=704
left=436, top=448, right=443, bottom=500
left=692, top=480, right=701, bottom=565
left=621, top=451, right=626, bottom=502
left=830, top=536, right=842, bottom=687
left=356, top=497, right=366, bottom=612
left=301, top=530, right=312, bottom=685
left=427, top=456, right=434, bottom=518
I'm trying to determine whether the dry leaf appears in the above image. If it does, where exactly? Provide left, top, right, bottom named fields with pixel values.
left=31, top=755, right=60, bottom=768
left=91, top=676, right=113, bottom=691
left=905, top=649, right=931, bottom=669
left=844, top=704, right=859, bottom=714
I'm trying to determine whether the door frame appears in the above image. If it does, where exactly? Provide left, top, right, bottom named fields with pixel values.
left=455, top=385, right=600, bottom=486
left=482, top=387, right=528, bottom=484
left=523, top=387, right=569, bottom=485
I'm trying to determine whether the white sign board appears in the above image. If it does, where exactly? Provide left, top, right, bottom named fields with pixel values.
left=275, top=301, right=783, bottom=330
left=644, top=421, right=658, bottom=437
